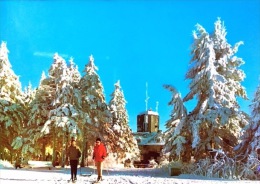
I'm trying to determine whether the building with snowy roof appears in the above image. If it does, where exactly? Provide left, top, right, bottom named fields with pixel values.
left=137, top=110, right=159, bottom=132
left=133, top=110, right=165, bottom=167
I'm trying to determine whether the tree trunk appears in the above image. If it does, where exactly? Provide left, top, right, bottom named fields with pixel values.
left=52, top=127, right=57, bottom=166
left=42, top=138, right=46, bottom=161
left=61, top=133, right=65, bottom=167
left=64, top=131, right=69, bottom=166
left=81, top=128, right=86, bottom=167
left=10, top=151, right=13, bottom=164
left=86, top=141, right=89, bottom=166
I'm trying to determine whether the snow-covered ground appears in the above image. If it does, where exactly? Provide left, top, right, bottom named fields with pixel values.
left=0, top=161, right=259, bottom=184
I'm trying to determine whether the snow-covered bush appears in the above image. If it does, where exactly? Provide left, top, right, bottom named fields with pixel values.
left=157, top=156, right=170, bottom=173
left=0, top=160, right=14, bottom=168
left=149, top=159, right=158, bottom=168
left=237, top=154, right=260, bottom=180
left=179, top=149, right=260, bottom=180
left=102, top=152, right=124, bottom=169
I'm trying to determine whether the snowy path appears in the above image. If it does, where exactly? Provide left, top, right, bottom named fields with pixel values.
left=0, top=167, right=259, bottom=184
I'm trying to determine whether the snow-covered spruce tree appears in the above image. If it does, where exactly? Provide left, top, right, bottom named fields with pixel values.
left=183, top=18, right=248, bottom=161
left=13, top=71, right=51, bottom=159
left=23, top=82, right=36, bottom=106
left=234, top=83, right=260, bottom=180
left=13, top=56, right=59, bottom=161
left=11, top=82, right=36, bottom=158
left=0, top=41, right=26, bottom=162
left=235, top=84, right=260, bottom=160
left=108, top=80, right=140, bottom=164
left=78, top=55, right=113, bottom=165
left=13, top=54, right=82, bottom=163
left=40, top=54, right=82, bottom=164
left=22, top=82, right=36, bottom=128
left=161, top=85, right=190, bottom=161
left=12, top=72, right=47, bottom=160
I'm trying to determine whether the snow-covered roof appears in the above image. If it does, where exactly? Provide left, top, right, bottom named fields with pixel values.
left=138, top=110, right=159, bottom=116
left=133, top=131, right=165, bottom=146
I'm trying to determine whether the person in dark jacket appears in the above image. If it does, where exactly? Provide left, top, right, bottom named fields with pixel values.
left=67, top=139, right=81, bottom=182
left=93, top=138, right=107, bottom=182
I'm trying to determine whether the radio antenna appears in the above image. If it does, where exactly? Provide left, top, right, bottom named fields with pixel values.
left=145, top=82, right=149, bottom=111
left=156, top=101, right=159, bottom=112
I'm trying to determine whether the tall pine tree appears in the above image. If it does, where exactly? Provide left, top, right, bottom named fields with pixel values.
left=162, top=18, right=249, bottom=162
left=13, top=53, right=81, bottom=163
left=108, top=80, right=140, bottom=164
left=38, top=53, right=81, bottom=164
left=185, top=18, right=248, bottom=160
left=0, top=41, right=26, bottom=162
left=78, top=55, right=113, bottom=165
left=162, top=85, right=188, bottom=161
left=192, top=19, right=248, bottom=160
left=235, top=83, right=260, bottom=159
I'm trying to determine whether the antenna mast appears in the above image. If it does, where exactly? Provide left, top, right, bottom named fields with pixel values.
left=145, top=82, right=149, bottom=111
left=156, top=101, right=159, bottom=112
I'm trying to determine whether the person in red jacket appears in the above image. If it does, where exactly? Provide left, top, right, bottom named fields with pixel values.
left=93, top=138, right=107, bottom=182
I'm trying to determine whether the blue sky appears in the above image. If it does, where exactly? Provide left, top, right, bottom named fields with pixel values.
left=1, top=0, right=260, bottom=132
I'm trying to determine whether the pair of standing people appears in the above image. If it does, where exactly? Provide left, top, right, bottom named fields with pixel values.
left=67, top=138, right=107, bottom=183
